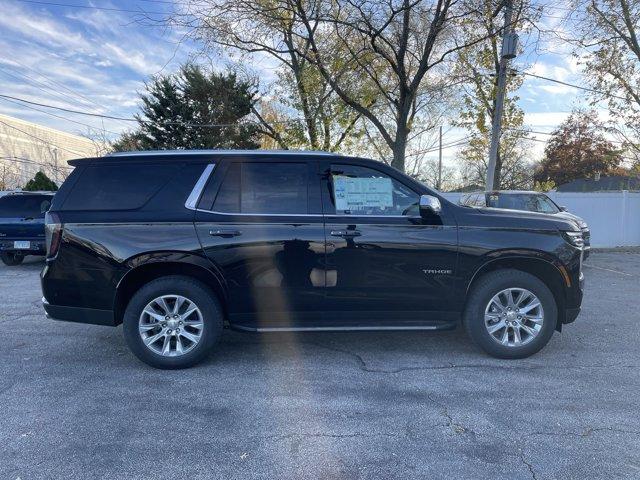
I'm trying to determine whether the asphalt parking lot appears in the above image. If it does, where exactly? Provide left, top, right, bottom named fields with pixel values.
left=1, top=253, right=639, bottom=480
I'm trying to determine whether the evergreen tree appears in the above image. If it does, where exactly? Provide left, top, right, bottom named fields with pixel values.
left=113, top=65, right=260, bottom=151
left=23, top=171, right=58, bottom=191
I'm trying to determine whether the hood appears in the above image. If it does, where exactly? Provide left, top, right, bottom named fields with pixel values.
left=473, top=206, right=582, bottom=231
left=554, top=210, right=587, bottom=228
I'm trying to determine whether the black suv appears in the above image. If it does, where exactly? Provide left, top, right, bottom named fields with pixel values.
left=0, top=191, right=54, bottom=265
left=41, top=151, right=585, bottom=368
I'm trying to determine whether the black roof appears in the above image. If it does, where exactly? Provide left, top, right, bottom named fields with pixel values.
left=69, top=149, right=339, bottom=166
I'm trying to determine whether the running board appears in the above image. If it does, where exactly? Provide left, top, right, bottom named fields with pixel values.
left=230, top=323, right=457, bottom=333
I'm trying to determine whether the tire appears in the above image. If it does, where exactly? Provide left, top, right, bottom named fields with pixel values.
left=463, top=269, right=558, bottom=359
left=1, top=252, right=25, bottom=266
left=122, top=275, right=223, bottom=369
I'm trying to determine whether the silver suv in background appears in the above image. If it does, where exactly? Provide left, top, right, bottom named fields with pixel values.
left=459, top=190, right=590, bottom=259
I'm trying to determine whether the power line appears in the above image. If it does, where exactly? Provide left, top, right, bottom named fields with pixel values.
left=407, top=137, right=472, bottom=157
left=0, top=156, right=70, bottom=173
left=0, top=68, right=114, bottom=119
left=0, top=96, right=120, bottom=136
left=12, top=0, right=166, bottom=15
left=0, top=119, right=87, bottom=156
left=0, top=92, right=301, bottom=127
left=516, top=69, right=628, bottom=101
left=0, top=93, right=137, bottom=121
left=506, top=127, right=637, bottom=147
left=2, top=58, right=129, bottom=123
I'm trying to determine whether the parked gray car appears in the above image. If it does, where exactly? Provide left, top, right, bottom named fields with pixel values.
left=459, top=190, right=590, bottom=259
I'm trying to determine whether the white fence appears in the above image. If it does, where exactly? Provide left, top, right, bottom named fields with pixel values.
left=441, top=191, right=640, bottom=248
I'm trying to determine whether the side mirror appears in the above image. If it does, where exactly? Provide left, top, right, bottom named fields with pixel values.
left=419, top=194, right=442, bottom=216
left=559, top=206, right=567, bottom=212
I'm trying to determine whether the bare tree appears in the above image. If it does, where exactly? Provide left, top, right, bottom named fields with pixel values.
left=160, top=1, right=509, bottom=171
left=0, top=162, right=20, bottom=190
left=165, top=0, right=367, bottom=151
left=288, top=0, right=514, bottom=172
left=457, top=134, right=534, bottom=189
left=570, top=0, right=640, bottom=159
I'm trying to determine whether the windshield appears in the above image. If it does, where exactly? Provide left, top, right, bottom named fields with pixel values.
left=0, top=195, right=52, bottom=218
left=487, top=193, right=559, bottom=213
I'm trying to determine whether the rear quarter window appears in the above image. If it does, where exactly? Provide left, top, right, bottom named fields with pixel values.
left=61, top=163, right=177, bottom=211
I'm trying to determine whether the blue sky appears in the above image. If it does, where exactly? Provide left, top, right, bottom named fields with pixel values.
left=0, top=0, right=597, bottom=164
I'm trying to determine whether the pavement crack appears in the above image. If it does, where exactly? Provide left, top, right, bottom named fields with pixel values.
left=519, top=449, right=539, bottom=480
left=526, top=426, right=640, bottom=438
left=304, top=342, right=640, bottom=373
left=0, top=313, right=25, bottom=324
left=304, top=342, right=381, bottom=373
left=426, top=393, right=473, bottom=436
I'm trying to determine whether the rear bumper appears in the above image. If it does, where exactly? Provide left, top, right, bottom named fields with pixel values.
left=0, top=240, right=46, bottom=255
left=42, top=297, right=116, bottom=326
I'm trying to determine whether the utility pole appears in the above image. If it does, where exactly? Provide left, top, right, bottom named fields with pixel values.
left=486, top=0, right=518, bottom=190
left=438, top=125, right=442, bottom=190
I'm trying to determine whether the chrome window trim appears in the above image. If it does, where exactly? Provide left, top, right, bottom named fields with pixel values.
left=193, top=207, right=421, bottom=220
left=185, top=164, right=216, bottom=211
left=189, top=161, right=421, bottom=219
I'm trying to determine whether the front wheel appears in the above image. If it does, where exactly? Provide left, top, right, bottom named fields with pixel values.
left=123, top=276, right=223, bottom=369
left=464, top=269, right=557, bottom=359
left=1, top=252, right=25, bottom=266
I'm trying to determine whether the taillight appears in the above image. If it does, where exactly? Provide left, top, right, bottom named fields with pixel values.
left=45, top=212, right=63, bottom=259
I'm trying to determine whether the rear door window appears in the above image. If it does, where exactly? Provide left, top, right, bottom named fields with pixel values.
left=212, top=162, right=308, bottom=215
left=62, top=163, right=176, bottom=211
left=0, top=195, right=52, bottom=218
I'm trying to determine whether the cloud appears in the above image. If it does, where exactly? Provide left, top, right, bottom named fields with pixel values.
left=525, top=111, right=571, bottom=127
left=0, top=0, right=191, bottom=139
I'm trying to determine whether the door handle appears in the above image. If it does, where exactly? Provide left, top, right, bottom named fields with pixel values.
left=209, top=229, right=242, bottom=238
left=330, top=230, right=361, bottom=238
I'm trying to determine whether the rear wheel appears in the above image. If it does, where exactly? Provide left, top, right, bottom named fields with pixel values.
left=1, top=252, right=25, bottom=266
left=122, top=276, right=223, bottom=369
left=464, top=269, right=557, bottom=359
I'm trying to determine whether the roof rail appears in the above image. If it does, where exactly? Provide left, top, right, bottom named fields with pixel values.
left=106, top=149, right=338, bottom=157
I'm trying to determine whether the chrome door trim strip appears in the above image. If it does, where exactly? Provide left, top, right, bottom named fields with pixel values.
left=184, top=163, right=216, bottom=210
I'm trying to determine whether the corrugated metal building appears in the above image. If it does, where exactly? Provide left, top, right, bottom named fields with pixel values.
left=0, top=113, right=101, bottom=189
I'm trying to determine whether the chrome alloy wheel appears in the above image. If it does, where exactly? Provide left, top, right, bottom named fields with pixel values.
left=484, top=288, right=544, bottom=347
left=138, top=295, right=204, bottom=357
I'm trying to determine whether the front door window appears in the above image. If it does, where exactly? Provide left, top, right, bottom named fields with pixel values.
left=328, top=164, right=419, bottom=216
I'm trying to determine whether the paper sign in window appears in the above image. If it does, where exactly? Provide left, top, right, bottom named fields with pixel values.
left=333, top=176, right=394, bottom=212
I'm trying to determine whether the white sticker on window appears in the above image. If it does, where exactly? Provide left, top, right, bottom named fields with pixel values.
left=333, top=176, right=394, bottom=212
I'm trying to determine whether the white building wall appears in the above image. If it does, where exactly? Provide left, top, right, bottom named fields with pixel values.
left=442, top=191, right=640, bottom=248
left=0, top=113, right=100, bottom=189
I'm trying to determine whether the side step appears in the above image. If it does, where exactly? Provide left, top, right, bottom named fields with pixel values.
left=229, top=322, right=458, bottom=333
